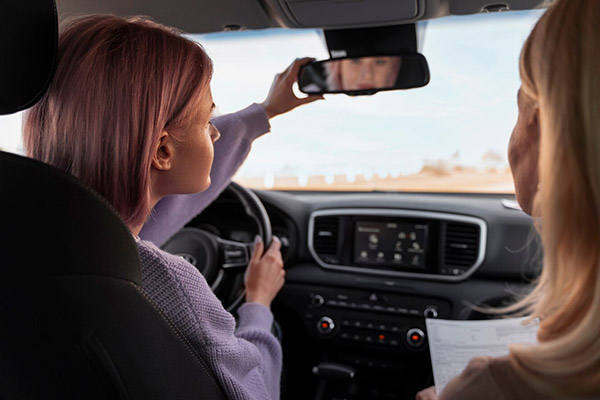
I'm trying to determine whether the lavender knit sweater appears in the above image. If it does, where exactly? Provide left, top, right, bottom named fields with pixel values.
left=138, top=104, right=281, bottom=399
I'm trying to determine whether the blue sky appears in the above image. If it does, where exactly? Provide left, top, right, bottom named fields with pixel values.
left=0, top=9, right=544, bottom=188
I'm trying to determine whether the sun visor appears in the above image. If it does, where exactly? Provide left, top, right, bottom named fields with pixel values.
left=273, top=0, right=424, bottom=29
left=0, top=0, right=58, bottom=115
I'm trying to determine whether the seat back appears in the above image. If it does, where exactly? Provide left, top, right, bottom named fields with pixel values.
left=0, top=2, right=226, bottom=399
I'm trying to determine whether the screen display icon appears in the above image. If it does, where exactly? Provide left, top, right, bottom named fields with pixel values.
left=354, top=221, right=428, bottom=268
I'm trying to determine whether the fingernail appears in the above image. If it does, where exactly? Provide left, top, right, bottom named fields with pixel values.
left=272, top=236, right=280, bottom=243
left=254, top=235, right=262, bottom=244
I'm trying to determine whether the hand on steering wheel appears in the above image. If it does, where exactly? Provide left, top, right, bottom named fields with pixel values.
left=245, top=236, right=285, bottom=308
left=161, top=182, right=281, bottom=312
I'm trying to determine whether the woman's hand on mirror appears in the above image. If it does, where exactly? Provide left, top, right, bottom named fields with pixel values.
left=260, top=57, right=324, bottom=119
left=244, top=236, right=285, bottom=308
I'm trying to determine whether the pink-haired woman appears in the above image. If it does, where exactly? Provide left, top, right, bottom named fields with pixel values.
left=23, top=15, right=320, bottom=400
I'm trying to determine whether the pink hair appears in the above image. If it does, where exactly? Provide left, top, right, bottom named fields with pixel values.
left=23, top=15, right=213, bottom=227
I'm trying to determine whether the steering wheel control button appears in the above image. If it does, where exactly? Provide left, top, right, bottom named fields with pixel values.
left=424, top=306, right=439, bottom=319
left=317, top=316, right=335, bottom=335
left=221, top=242, right=249, bottom=268
left=406, top=328, right=426, bottom=348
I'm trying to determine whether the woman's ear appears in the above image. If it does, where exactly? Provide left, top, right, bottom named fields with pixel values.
left=152, top=131, right=173, bottom=171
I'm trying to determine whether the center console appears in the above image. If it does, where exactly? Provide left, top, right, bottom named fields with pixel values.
left=274, top=208, right=488, bottom=399
left=276, top=283, right=452, bottom=399
left=308, top=208, right=487, bottom=281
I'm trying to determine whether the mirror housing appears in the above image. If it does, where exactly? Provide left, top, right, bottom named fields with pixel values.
left=298, top=53, right=430, bottom=96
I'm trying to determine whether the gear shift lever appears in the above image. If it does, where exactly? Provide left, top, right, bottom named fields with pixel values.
left=312, top=362, right=357, bottom=400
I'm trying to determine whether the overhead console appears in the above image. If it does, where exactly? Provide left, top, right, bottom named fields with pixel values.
left=308, top=208, right=487, bottom=282
left=265, top=0, right=425, bottom=29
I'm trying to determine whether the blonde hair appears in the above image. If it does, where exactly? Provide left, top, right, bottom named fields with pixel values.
left=506, top=0, right=600, bottom=396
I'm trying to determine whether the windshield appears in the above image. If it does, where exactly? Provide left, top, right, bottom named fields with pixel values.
left=0, top=10, right=543, bottom=193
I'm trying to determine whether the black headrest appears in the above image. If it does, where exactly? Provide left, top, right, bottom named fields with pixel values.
left=0, top=0, right=58, bottom=115
left=0, top=151, right=142, bottom=285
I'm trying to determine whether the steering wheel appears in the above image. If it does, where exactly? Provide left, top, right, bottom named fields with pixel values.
left=161, top=182, right=272, bottom=312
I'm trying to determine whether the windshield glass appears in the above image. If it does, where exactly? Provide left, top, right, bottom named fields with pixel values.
left=195, top=10, right=543, bottom=192
left=0, top=10, right=543, bottom=193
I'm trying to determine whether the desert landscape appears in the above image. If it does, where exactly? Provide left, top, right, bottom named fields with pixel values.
left=236, top=168, right=515, bottom=193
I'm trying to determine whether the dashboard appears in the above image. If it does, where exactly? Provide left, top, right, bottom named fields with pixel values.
left=184, top=188, right=541, bottom=400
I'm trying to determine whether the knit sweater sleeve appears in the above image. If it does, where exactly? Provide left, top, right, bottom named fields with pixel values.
left=137, top=239, right=282, bottom=400
left=139, top=103, right=271, bottom=246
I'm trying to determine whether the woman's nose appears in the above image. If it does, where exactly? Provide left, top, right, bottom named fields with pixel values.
left=360, top=63, right=374, bottom=79
left=210, top=123, right=221, bottom=143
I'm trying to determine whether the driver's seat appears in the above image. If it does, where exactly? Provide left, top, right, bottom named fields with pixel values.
left=0, top=1, right=226, bottom=399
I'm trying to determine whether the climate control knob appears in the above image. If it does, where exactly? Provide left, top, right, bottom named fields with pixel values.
left=316, top=316, right=335, bottom=335
left=423, top=306, right=439, bottom=319
left=311, top=294, right=325, bottom=308
left=406, top=328, right=426, bottom=348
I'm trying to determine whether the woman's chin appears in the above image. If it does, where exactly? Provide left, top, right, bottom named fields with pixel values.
left=196, top=178, right=211, bottom=193
left=184, top=178, right=211, bottom=195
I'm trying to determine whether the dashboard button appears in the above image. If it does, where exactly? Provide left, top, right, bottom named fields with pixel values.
left=424, top=306, right=439, bottom=319
left=311, top=295, right=325, bottom=307
left=316, top=316, right=335, bottom=335
left=406, top=328, right=426, bottom=348
left=396, top=308, right=408, bottom=315
left=408, top=309, right=420, bottom=316
left=364, top=293, right=387, bottom=302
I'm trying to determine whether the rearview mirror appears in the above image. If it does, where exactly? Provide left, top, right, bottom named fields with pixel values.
left=298, top=54, right=430, bottom=96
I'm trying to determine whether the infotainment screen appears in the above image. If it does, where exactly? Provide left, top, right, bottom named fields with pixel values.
left=354, top=221, right=428, bottom=269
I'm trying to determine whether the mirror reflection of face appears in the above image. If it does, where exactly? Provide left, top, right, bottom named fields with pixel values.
left=339, top=56, right=400, bottom=91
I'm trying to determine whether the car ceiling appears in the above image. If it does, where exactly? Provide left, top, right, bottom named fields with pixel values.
left=55, top=0, right=548, bottom=34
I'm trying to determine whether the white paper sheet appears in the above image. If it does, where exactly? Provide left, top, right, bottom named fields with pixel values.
left=426, top=317, right=538, bottom=395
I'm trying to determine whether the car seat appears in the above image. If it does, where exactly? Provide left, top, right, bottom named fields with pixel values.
left=0, top=1, right=226, bottom=398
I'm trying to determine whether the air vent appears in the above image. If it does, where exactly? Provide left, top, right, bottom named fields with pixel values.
left=313, top=216, right=340, bottom=257
left=444, top=222, right=480, bottom=267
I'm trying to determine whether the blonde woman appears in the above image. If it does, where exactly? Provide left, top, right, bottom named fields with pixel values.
left=417, top=0, right=600, bottom=398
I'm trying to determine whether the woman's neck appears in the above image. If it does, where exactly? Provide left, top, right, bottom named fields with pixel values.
left=128, top=195, right=160, bottom=239
left=128, top=222, right=144, bottom=238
